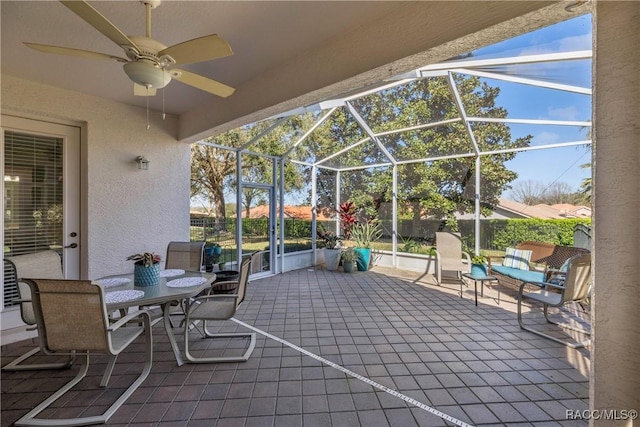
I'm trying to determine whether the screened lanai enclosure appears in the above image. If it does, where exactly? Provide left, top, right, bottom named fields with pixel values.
left=190, top=16, right=592, bottom=277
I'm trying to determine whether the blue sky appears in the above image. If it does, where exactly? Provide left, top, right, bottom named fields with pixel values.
left=471, top=14, right=593, bottom=199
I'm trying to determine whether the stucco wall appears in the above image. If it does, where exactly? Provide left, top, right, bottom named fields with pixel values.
left=592, top=1, right=640, bottom=421
left=1, top=75, right=190, bottom=280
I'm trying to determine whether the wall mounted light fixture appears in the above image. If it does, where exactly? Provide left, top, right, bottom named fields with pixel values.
left=136, top=156, right=150, bottom=170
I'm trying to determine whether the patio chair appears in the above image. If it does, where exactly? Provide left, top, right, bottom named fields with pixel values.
left=165, top=241, right=206, bottom=271
left=163, top=241, right=207, bottom=326
left=183, top=254, right=256, bottom=363
left=434, top=232, right=471, bottom=285
left=2, top=250, right=74, bottom=371
left=517, top=253, right=592, bottom=348
left=14, top=279, right=152, bottom=427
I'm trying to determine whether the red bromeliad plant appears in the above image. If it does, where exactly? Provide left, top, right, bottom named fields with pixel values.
left=338, top=201, right=357, bottom=239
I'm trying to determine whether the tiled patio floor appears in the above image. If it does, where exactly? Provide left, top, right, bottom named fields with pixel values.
left=1, top=266, right=590, bottom=426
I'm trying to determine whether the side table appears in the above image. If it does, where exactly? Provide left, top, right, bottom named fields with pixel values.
left=462, top=273, right=500, bottom=306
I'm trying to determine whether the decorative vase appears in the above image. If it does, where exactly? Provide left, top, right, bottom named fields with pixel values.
left=324, top=248, right=341, bottom=271
left=342, top=260, right=355, bottom=273
left=471, top=263, right=487, bottom=277
left=134, top=262, right=159, bottom=286
left=354, top=248, right=371, bottom=271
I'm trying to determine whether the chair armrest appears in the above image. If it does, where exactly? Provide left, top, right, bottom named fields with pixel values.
left=518, top=280, right=565, bottom=295
left=195, top=294, right=238, bottom=303
left=212, top=280, right=238, bottom=287
left=107, top=309, right=152, bottom=332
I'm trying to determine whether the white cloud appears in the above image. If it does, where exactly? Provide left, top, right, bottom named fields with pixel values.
left=547, top=106, right=579, bottom=121
left=535, top=131, right=560, bottom=144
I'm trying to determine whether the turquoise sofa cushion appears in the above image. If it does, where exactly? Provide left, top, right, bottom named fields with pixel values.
left=492, top=265, right=545, bottom=284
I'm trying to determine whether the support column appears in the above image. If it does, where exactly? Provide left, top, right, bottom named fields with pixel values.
left=592, top=1, right=640, bottom=418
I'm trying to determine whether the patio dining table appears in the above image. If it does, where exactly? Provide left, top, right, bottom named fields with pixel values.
left=96, top=270, right=216, bottom=366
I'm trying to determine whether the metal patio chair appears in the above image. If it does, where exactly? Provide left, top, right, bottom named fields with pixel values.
left=434, top=232, right=471, bottom=285
left=183, top=255, right=256, bottom=363
left=165, top=241, right=206, bottom=271
left=14, top=279, right=152, bottom=427
left=517, top=253, right=592, bottom=348
left=2, top=250, right=74, bottom=371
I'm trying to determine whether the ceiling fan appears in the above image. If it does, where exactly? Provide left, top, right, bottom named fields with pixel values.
left=24, top=0, right=235, bottom=98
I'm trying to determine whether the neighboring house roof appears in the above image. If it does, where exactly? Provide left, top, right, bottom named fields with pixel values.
left=244, top=205, right=333, bottom=220
left=455, top=199, right=592, bottom=220
left=495, top=199, right=591, bottom=219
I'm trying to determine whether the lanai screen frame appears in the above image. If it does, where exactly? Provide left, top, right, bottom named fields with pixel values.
left=196, top=49, right=592, bottom=273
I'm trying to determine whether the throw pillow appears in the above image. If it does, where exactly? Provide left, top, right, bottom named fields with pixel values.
left=502, top=247, right=532, bottom=271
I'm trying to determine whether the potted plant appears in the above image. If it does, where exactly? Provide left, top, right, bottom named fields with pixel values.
left=350, top=219, right=382, bottom=271
left=318, top=229, right=342, bottom=270
left=341, top=247, right=356, bottom=273
left=471, top=254, right=487, bottom=277
left=204, top=243, right=222, bottom=272
left=127, top=252, right=161, bottom=286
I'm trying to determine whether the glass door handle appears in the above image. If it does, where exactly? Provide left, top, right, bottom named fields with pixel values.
left=64, top=243, right=78, bottom=249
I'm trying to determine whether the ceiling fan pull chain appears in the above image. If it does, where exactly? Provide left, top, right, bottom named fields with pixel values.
left=146, top=88, right=150, bottom=130
left=162, top=72, right=166, bottom=120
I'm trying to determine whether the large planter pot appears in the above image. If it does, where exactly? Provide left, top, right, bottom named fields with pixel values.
left=134, top=263, right=159, bottom=286
left=354, top=248, right=371, bottom=271
left=342, top=260, right=355, bottom=273
left=324, top=248, right=342, bottom=271
left=471, top=263, right=487, bottom=277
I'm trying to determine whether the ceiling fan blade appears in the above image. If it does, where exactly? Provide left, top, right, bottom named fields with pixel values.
left=24, top=42, right=127, bottom=62
left=134, top=84, right=157, bottom=97
left=159, top=35, right=233, bottom=66
left=171, top=68, right=235, bottom=98
left=60, top=1, right=139, bottom=52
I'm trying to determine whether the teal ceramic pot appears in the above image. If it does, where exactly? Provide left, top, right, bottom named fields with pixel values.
left=343, top=260, right=355, bottom=273
left=471, top=263, right=487, bottom=277
left=134, top=263, right=159, bottom=286
left=354, top=248, right=371, bottom=271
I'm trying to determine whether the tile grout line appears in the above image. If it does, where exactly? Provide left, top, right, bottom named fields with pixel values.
left=232, top=317, right=473, bottom=427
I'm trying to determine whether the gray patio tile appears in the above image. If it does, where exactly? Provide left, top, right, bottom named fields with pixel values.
left=447, top=387, right=482, bottom=405
left=215, top=417, right=247, bottom=427
left=423, top=389, right=457, bottom=406
left=385, top=408, right=420, bottom=426
left=357, top=409, right=391, bottom=427
left=302, top=395, right=329, bottom=413
left=220, top=398, right=251, bottom=418
left=352, top=392, right=382, bottom=410
left=275, top=396, right=301, bottom=415
left=512, top=401, right=559, bottom=421
left=322, top=378, right=349, bottom=395
left=461, top=403, right=501, bottom=424
left=244, top=415, right=275, bottom=427
left=327, top=393, right=356, bottom=412
left=253, top=382, right=278, bottom=398
left=227, top=382, right=254, bottom=398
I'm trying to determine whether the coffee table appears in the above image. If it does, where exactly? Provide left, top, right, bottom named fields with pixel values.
left=462, top=273, right=500, bottom=306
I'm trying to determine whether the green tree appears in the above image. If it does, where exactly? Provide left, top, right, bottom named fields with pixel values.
left=191, top=117, right=311, bottom=220
left=579, top=163, right=591, bottom=203
left=313, top=75, right=530, bottom=224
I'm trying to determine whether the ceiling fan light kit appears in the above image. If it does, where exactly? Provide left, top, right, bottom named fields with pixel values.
left=124, top=60, right=171, bottom=89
